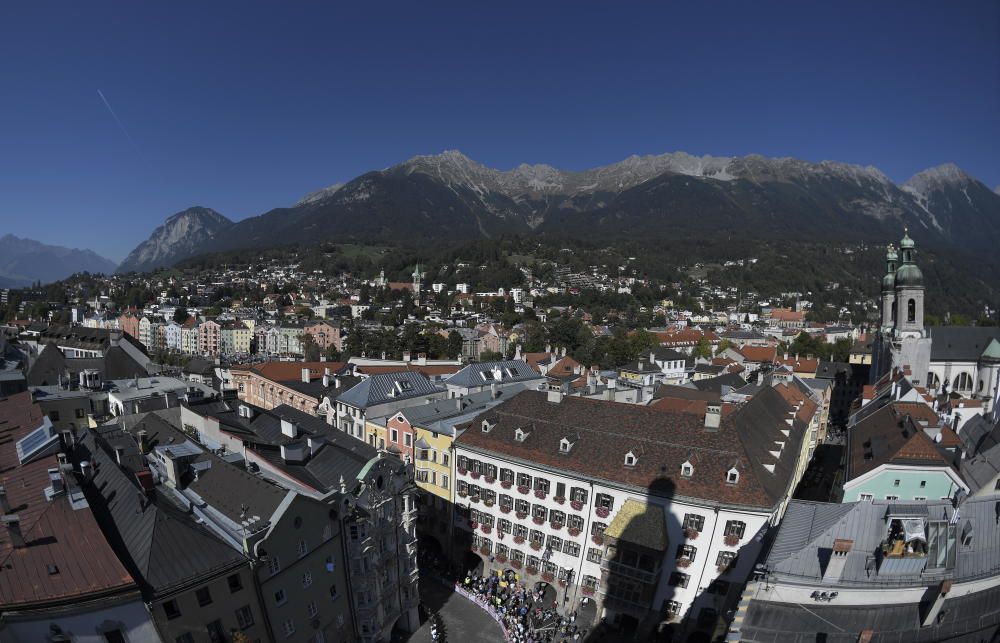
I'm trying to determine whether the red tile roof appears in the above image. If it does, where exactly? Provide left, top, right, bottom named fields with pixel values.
left=233, top=361, right=345, bottom=383
left=0, top=392, right=136, bottom=609
left=738, top=345, right=778, bottom=363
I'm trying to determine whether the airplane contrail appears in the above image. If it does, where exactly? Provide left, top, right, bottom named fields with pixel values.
left=97, top=89, right=137, bottom=146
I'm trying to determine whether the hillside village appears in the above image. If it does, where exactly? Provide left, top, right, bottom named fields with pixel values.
left=1, top=233, right=1000, bottom=642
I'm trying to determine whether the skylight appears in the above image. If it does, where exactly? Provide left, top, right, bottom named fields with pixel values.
left=16, top=417, right=59, bottom=465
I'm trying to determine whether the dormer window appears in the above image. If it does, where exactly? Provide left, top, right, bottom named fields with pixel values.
left=624, top=451, right=638, bottom=467
left=515, top=428, right=529, bottom=443
left=681, top=461, right=693, bottom=478
left=726, top=467, right=740, bottom=485
left=482, top=420, right=495, bottom=433
left=559, top=438, right=574, bottom=454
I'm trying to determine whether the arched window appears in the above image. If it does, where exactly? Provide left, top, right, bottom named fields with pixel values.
left=927, top=372, right=940, bottom=390
left=891, top=305, right=897, bottom=322
left=954, top=372, right=973, bottom=393
left=907, top=299, right=916, bottom=323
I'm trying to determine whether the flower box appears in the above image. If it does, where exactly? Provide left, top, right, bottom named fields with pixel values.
left=553, top=496, right=566, bottom=505
left=550, top=522, right=564, bottom=531
left=457, top=467, right=468, bottom=476
left=511, top=559, right=522, bottom=570
left=495, top=554, right=508, bottom=564
left=534, top=489, right=547, bottom=500
left=595, top=506, right=610, bottom=519
left=724, top=534, right=740, bottom=547
left=717, top=563, right=730, bottom=573
left=676, top=558, right=691, bottom=568
left=526, top=566, right=538, bottom=576
left=684, top=527, right=699, bottom=540
left=500, top=506, right=511, bottom=514
left=470, top=496, right=481, bottom=504
left=458, top=490, right=468, bottom=498
left=567, top=527, right=581, bottom=537
left=484, top=476, right=496, bottom=484
left=570, top=500, right=584, bottom=511
left=516, top=511, right=528, bottom=520
left=501, top=480, right=513, bottom=489
left=532, top=516, right=544, bottom=525
left=591, top=534, right=604, bottom=545
left=481, top=525, right=492, bottom=534
left=514, top=535, right=526, bottom=544
left=484, top=499, right=495, bottom=507
left=581, top=586, right=595, bottom=596
left=469, top=520, right=478, bottom=529
left=530, top=541, right=542, bottom=551
left=480, top=545, right=491, bottom=556
left=541, top=571, right=555, bottom=583
left=517, top=485, right=529, bottom=495
left=470, top=471, right=481, bottom=480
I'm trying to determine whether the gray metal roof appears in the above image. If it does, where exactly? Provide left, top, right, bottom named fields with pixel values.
left=926, top=326, right=1000, bottom=362
left=336, top=371, right=443, bottom=409
left=444, top=360, right=543, bottom=388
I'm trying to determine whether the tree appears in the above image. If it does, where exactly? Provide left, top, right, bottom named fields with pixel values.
left=715, top=338, right=732, bottom=356
left=301, top=333, right=321, bottom=361
left=692, top=337, right=713, bottom=360
left=479, top=350, right=504, bottom=362
left=447, top=331, right=464, bottom=359
left=173, top=307, right=189, bottom=323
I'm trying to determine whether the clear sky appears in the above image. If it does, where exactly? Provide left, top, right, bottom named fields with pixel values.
left=1, top=1, right=998, bottom=261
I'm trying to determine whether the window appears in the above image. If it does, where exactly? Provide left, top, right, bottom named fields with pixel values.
left=530, top=530, right=545, bottom=545
left=330, top=583, right=340, bottom=600
left=75, top=408, right=85, bottom=419
left=582, top=575, right=599, bottom=590
left=859, top=493, right=874, bottom=501
left=176, top=634, right=194, bottom=643
left=196, top=586, right=213, bottom=607
left=297, top=539, right=308, bottom=557
left=517, top=472, right=532, bottom=487
left=511, top=550, right=525, bottom=564
left=726, top=468, right=740, bottom=484
left=919, top=481, right=926, bottom=489
left=302, top=571, right=313, bottom=588
left=500, top=494, right=513, bottom=510
left=886, top=495, right=899, bottom=500
left=907, top=298, right=915, bottom=323
left=927, top=521, right=958, bottom=570
left=716, top=550, right=738, bottom=570
left=595, top=493, right=614, bottom=511
left=570, top=487, right=588, bottom=503
left=404, top=433, right=412, bottom=447
left=564, top=541, right=581, bottom=557
left=274, top=589, right=287, bottom=605
left=664, top=600, right=682, bottom=617
left=206, top=621, right=226, bottom=643
left=500, top=468, right=514, bottom=484
left=442, top=474, right=449, bottom=490
left=269, top=554, right=281, bottom=575
left=893, top=479, right=900, bottom=487
left=556, top=482, right=566, bottom=498
left=496, top=543, right=509, bottom=558
left=587, top=547, right=602, bottom=563
left=668, top=572, right=690, bottom=588
left=677, top=544, right=697, bottom=562
left=683, top=513, right=705, bottom=532
left=532, top=504, right=548, bottom=521
left=567, top=514, right=585, bottom=531
left=550, top=509, right=566, bottom=525
left=163, top=599, right=181, bottom=620
left=391, top=428, right=399, bottom=442
left=624, top=451, right=637, bottom=467
left=307, top=600, right=319, bottom=618
left=681, top=461, right=693, bottom=478
left=235, top=605, right=254, bottom=629
left=547, top=535, right=563, bottom=551
left=515, top=499, right=530, bottom=514
left=228, top=573, right=243, bottom=593
left=49, top=411, right=60, bottom=422
left=724, top=520, right=746, bottom=539
left=591, top=522, right=607, bottom=538
left=513, top=524, right=528, bottom=539
left=499, top=518, right=513, bottom=534
left=282, top=619, right=295, bottom=638
left=535, top=477, right=550, bottom=493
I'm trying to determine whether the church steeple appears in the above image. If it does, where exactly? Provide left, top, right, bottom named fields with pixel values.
left=894, top=229, right=924, bottom=339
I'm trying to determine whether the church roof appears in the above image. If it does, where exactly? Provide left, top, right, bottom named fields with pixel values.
left=926, top=326, right=1000, bottom=362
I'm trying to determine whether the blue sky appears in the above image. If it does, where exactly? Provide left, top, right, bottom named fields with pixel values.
left=1, top=1, right=997, bottom=261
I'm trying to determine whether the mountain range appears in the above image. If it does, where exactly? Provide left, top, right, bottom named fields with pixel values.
left=118, top=151, right=1000, bottom=272
left=0, top=235, right=117, bottom=288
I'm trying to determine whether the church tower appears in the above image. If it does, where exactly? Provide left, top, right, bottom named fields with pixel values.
left=880, top=243, right=897, bottom=332
left=411, top=264, right=424, bottom=301
left=893, top=230, right=925, bottom=340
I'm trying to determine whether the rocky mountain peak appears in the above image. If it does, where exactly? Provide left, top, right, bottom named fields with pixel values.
left=903, top=163, right=974, bottom=197
left=117, top=207, right=232, bottom=274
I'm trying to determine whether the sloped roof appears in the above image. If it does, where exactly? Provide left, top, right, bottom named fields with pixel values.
left=445, top=360, right=542, bottom=388
left=926, top=326, right=1000, bottom=362
left=337, top=371, right=443, bottom=409
left=604, top=499, right=667, bottom=551
left=456, top=387, right=811, bottom=510
left=846, top=403, right=952, bottom=481
left=81, top=429, right=247, bottom=595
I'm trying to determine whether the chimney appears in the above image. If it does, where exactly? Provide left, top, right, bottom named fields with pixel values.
left=281, top=418, right=298, bottom=438
left=515, top=344, right=522, bottom=360
left=547, top=390, right=564, bottom=404
left=60, top=429, right=75, bottom=450
left=638, top=360, right=644, bottom=371
left=79, top=460, right=92, bottom=482
left=48, top=468, right=65, bottom=496
left=301, top=368, right=311, bottom=383
left=3, top=515, right=24, bottom=548
left=403, top=351, right=412, bottom=363
left=323, top=374, right=330, bottom=388
left=705, top=404, right=721, bottom=430
left=114, top=446, right=126, bottom=465
left=138, top=430, right=149, bottom=454
left=334, top=377, right=342, bottom=389
left=823, top=539, right=853, bottom=583
left=545, top=344, right=551, bottom=354
left=0, top=485, right=9, bottom=514
left=561, top=346, right=567, bottom=358
left=490, top=382, right=498, bottom=400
